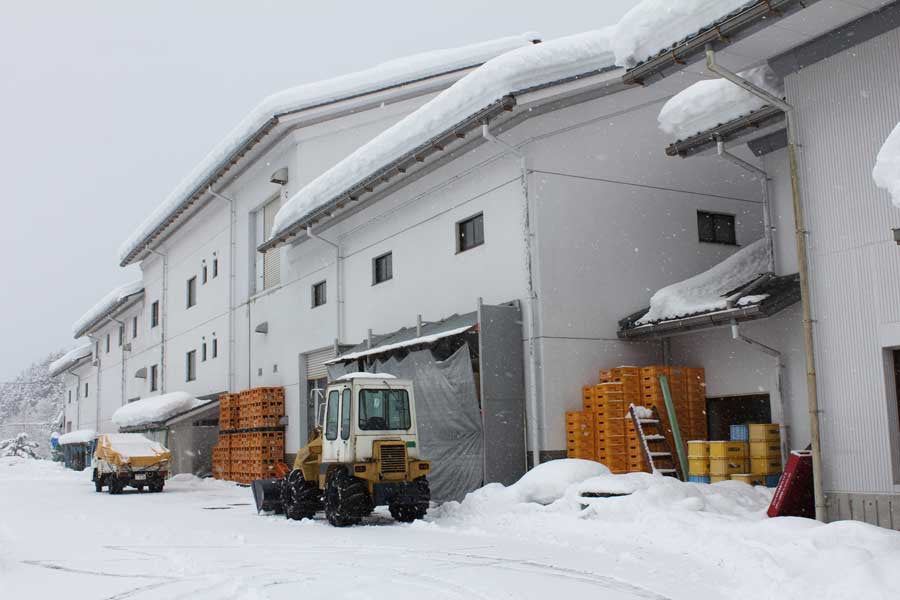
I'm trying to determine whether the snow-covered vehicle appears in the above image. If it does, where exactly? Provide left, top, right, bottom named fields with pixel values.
left=92, top=433, right=171, bottom=494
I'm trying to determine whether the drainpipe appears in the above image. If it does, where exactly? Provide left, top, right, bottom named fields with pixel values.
left=208, top=187, right=237, bottom=393
left=715, top=139, right=776, bottom=273
left=729, top=319, right=789, bottom=462
left=86, top=334, right=102, bottom=431
left=707, top=46, right=825, bottom=521
left=148, top=248, right=168, bottom=394
left=482, top=122, right=541, bottom=470
left=66, top=370, right=82, bottom=429
left=108, top=316, right=127, bottom=406
left=306, top=225, right=344, bottom=344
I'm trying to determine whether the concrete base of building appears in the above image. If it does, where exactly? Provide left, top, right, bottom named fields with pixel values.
left=826, top=491, right=900, bottom=531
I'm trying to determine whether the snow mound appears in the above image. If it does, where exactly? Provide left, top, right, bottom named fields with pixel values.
left=116, top=33, right=540, bottom=265
left=874, top=121, right=900, bottom=208
left=273, top=28, right=616, bottom=240
left=48, top=341, right=93, bottom=377
left=612, top=0, right=755, bottom=68
left=101, top=433, right=168, bottom=459
left=334, top=372, right=397, bottom=381
left=111, top=392, right=203, bottom=429
left=637, top=238, right=770, bottom=325
left=57, top=429, right=96, bottom=445
left=658, top=65, right=783, bottom=140
left=509, top=459, right=611, bottom=505
left=72, top=280, right=144, bottom=338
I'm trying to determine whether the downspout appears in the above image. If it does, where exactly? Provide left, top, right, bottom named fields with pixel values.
left=482, top=122, right=541, bottom=469
left=66, top=370, right=82, bottom=430
left=715, top=139, right=776, bottom=273
left=729, top=319, right=789, bottom=462
left=86, top=334, right=102, bottom=431
left=707, top=46, right=825, bottom=521
left=148, top=248, right=168, bottom=394
left=208, top=187, right=237, bottom=393
left=306, top=225, right=344, bottom=343
left=107, top=316, right=127, bottom=406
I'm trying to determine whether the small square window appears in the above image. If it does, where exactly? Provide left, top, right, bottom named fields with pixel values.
left=697, top=211, right=737, bottom=245
left=457, top=213, right=484, bottom=252
left=187, top=277, right=197, bottom=308
left=373, top=252, right=393, bottom=285
left=151, top=301, right=160, bottom=328
left=312, top=281, right=327, bottom=307
left=150, top=364, right=158, bottom=392
left=186, top=350, right=196, bottom=382
left=212, top=338, right=218, bottom=358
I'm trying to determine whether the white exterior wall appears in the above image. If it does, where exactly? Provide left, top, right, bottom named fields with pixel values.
left=786, top=26, right=900, bottom=496
left=62, top=360, right=96, bottom=432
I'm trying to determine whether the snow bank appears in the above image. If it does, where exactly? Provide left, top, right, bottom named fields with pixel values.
left=116, top=33, right=539, bottom=265
left=111, top=391, right=203, bottom=429
left=636, top=238, right=770, bottom=325
left=658, top=65, right=784, bottom=140
left=612, top=0, right=755, bottom=68
left=101, top=433, right=168, bottom=459
left=72, top=279, right=143, bottom=338
left=334, top=372, right=397, bottom=381
left=273, top=29, right=616, bottom=240
left=874, top=121, right=900, bottom=208
left=508, top=459, right=610, bottom=504
left=47, top=341, right=93, bottom=377
left=328, top=325, right=476, bottom=363
left=57, top=429, right=96, bottom=445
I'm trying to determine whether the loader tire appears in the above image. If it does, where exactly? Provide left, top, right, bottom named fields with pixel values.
left=324, top=468, right=372, bottom=527
left=149, top=481, right=164, bottom=493
left=282, top=470, right=321, bottom=521
left=108, top=475, right=123, bottom=495
left=389, top=477, right=430, bottom=523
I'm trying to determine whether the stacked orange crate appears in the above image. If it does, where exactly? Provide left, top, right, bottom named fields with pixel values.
left=595, top=382, right=628, bottom=473
left=684, top=367, right=708, bottom=441
left=625, top=417, right=651, bottom=473
left=212, top=434, right=231, bottom=480
left=566, top=411, right=594, bottom=459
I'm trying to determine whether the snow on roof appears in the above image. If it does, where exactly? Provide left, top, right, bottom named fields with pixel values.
left=72, top=279, right=144, bottom=338
left=271, top=29, right=616, bottom=241
left=874, top=121, right=900, bottom=209
left=48, top=341, right=93, bottom=377
left=116, top=33, right=540, bottom=266
left=327, top=325, right=475, bottom=364
left=658, top=65, right=783, bottom=141
left=111, top=391, right=203, bottom=429
left=611, top=0, right=755, bottom=68
left=636, top=238, right=770, bottom=326
left=334, top=372, right=398, bottom=382
left=58, top=429, right=97, bottom=445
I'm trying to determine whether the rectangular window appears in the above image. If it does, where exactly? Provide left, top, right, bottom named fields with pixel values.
left=202, top=265, right=208, bottom=284
left=202, top=342, right=207, bottom=362
left=697, top=211, right=737, bottom=245
left=132, top=316, right=138, bottom=339
left=68, top=390, right=72, bottom=404
left=84, top=382, right=89, bottom=397
left=312, top=281, right=327, bottom=307
left=150, top=364, right=158, bottom=392
left=358, top=389, right=411, bottom=431
left=457, top=213, right=484, bottom=252
left=340, top=389, right=352, bottom=440
left=66, top=421, right=72, bottom=433
left=213, top=257, right=219, bottom=278
left=372, top=252, right=393, bottom=285
left=262, top=196, right=282, bottom=290
left=212, top=338, right=218, bottom=358
left=106, top=334, right=110, bottom=353
left=186, top=350, right=196, bottom=382
left=186, top=276, right=197, bottom=308
left=118, top=325, right=124, bottom=347
left=94, top=341, right=99, bottom=358
left=151, top=301, right=159, bottom=328
left=325, top=390, right=340, bottom=440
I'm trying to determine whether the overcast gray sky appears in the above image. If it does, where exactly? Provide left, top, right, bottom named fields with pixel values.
left=0, top=0, right=637, bottom=380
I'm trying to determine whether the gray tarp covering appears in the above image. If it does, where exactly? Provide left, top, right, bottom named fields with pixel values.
left=328, top=343, right=483, bottom=501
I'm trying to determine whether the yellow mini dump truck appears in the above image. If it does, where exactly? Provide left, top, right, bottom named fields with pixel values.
left=92, top=433, right=171, bottom=494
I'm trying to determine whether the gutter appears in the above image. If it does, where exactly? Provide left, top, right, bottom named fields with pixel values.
left=208, top=188, right=237, bottom=393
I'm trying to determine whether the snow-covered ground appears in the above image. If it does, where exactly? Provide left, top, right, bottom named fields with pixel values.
left=2, top=457, right=899, bottom=600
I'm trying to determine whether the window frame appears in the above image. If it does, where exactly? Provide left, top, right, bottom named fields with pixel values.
left=340, top=389, right=352, bottom=440
left=697, top=210, right=737, bottom=246
left=202, top=264, right=208, bottom=284
left=186, top=276, right=197, bottom=309
left=151, top=300, right=160, bottom=328
left=118, top=325, right=124, bottom=347
left=325, top=390, right=340, bottom=441
left=202, top=341, right=207, bottom=362
left=213, top=257, right=218, bottom=278
left=212, top=338, right=218, bottom=358
left=132, top=316, right=138, bottom=339
left=84, top=382, right=89, bottom=397
left=357, top=388, right=412, bottom=431
left=150, top=364, right=158, bottom=392
left=372, top=252, right=393, bottom=286
left=312, top=280, right=327, bottom=308
left=186, top=350, right=196, bottom=382
left=106, top=334, right=110, bottom=353
left=456, top=212, right=485, bottom=253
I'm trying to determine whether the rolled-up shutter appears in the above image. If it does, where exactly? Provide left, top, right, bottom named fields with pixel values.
left=262, top=196, right=282, bottom=289
left=306, top=347, right=335, bottom=381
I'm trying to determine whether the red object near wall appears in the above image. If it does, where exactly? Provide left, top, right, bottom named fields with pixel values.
left=767, top=450, right=814, bottom=518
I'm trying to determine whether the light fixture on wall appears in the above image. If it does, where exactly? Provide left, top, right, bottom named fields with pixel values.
left=270, top=167, right=289, bottom=185
left=255, top=321, right=269, bottom=334
left=893, top=228, right=900, bottom=245
left=134, top=367, right=147, bottom=379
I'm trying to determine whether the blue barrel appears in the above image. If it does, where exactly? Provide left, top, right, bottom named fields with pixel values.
left=765, top=474, right=781, bottom=488
left=688, top=475, right=711, bottom=484
left=730, top=424, right=749, bottom=442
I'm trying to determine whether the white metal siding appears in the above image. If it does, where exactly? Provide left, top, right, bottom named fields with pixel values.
left=787, top=26, right=900, bottom=494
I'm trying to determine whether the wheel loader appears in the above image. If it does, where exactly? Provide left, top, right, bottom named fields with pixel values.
left=252, top=375, right=431, bottom=526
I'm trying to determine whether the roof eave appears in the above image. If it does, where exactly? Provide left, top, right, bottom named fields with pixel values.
left=73, top=290, right=145, bottom=339
left=664, top=105, right=786, bottom=158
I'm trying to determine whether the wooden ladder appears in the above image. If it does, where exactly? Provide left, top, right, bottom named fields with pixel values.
left=629, top=404, right=682, bottom=479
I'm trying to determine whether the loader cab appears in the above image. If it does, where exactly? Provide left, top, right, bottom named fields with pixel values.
left=319, top=375, right=420, bottom=465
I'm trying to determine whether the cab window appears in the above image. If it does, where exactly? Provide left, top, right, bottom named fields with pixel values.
left=340, top=388, right=351, bottom=440
left=325, top=390, right=340, bottom=440
left=358, top=389, right=411, bottom=431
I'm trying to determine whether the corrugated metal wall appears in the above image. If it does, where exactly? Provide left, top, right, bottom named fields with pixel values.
left=786, top=26, right=900, bottom=495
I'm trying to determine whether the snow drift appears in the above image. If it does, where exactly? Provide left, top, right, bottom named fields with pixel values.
left=658, top=65, right=784, bottom=140
left=272, top=28, right=616, bottom=239
left=612, top=0, right=755, bottom=68
left=636, top=238, right=770, bottom=325
left=111, top=392, right=204, bottom=429
left=874, top=121, right=900, bottom=208
left=116, top=33, right=539, bottom=265
left=72, top=280, right=143, bottom=338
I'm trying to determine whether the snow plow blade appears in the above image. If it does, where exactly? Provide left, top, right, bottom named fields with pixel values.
left=251, top=478, right=284, bottom=514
